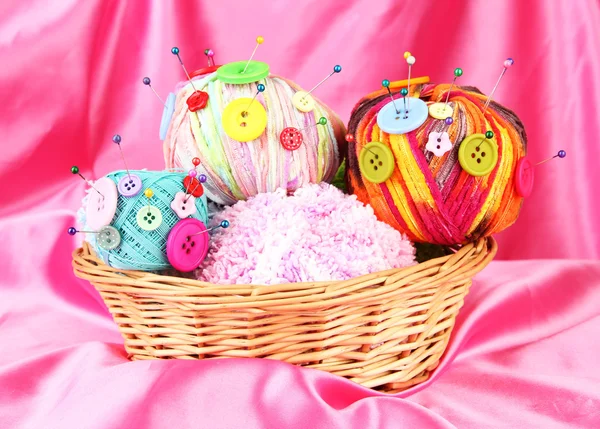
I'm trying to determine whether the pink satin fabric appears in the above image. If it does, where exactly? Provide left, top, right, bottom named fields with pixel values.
left=1, top=0, right=599, bottom=428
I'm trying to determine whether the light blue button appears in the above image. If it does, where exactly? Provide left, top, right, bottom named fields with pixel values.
left=376, top=97, right=428, bottom=135
left=160, top=92, right=176, bottom=140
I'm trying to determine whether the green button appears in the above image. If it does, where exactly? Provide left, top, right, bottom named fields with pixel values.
left=458, top=134, right=498, bottom=176
left=359, top=142, right=395, bottom=184
left=216, top=61, right=269, bottom=84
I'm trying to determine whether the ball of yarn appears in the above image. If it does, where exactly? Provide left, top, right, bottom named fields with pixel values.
left=80, top=170, right=208, bottom=271
left=163, top=69, right=346, bottom=205
left=197, top=183, right=415, bottom=285
left=346, top=82, right=527, bottom=246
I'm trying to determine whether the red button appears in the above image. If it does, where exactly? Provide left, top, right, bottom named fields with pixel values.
left=186, top=90, right=209, bottom=112
left=183, top=176, right=204, bottom=197
left=189, top=65, right=221, bottom=78
left=515, top=156, right=534, bottom=197
left=280, top=127, right=303, bottom=151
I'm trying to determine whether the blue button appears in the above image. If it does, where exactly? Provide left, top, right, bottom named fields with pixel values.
left=376, top=97, right=428, bottom=135
left=160, top=92, right=176, bottom=140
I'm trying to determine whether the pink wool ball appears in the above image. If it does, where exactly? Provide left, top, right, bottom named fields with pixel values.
left=197, top=183, right=416, bottom=285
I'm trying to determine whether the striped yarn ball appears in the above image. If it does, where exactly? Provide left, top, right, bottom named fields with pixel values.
left=346, top=82, right=527, bottom=246
left=163, top=70, right=346, bottom=205
left=81, top=170, right=209, bottom=271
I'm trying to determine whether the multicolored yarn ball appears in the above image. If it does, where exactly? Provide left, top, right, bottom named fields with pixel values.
left=197, top=183, right=416, bottom=285
left=163, top=69, right=346, bottom=205
left=79, top=170, right=208, bottom=271
left=346, top=80, right=527, bottom=245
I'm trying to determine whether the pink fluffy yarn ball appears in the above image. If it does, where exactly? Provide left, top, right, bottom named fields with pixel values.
left=198, top=183, right=416, bottom=285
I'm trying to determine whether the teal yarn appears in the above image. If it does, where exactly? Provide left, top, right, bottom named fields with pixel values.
left=88, top=170, right=208, bottom=271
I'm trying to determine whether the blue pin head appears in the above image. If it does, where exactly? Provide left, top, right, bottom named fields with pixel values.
left=257, top=84, right=265, bottom=92
left=333, top=65, right=342, bottom=73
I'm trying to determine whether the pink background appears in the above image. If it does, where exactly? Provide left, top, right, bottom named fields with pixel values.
left=1, top=0, right=599, bottom=427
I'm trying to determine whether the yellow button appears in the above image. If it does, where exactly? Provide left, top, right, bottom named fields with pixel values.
left=222, top=98, right=267, bottom=142
left=458, top=134, right=499, bottom=176
left=428, top=102, right=453, bottom=120
left=292, top=91, right=315, bottom=112
left=359, top=142, right=395, bottom=184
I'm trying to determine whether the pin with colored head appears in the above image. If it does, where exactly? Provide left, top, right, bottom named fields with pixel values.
left=71, top=166, right=105, bottom=198
left=404, top=52, right=416, bottom=108
left=113, top=135, right=143, bottom=197
left=68, top=226, right=121, bottom=250
left=145, top=188, right=153, bottom=208
left=204, top=49, right=215, bottom=67
left=400, top=88, right=410, bottom=118
left=299, top=117, right=327, bottom=132
left=171, top=46, right=197, bottom=91
left=245, top=83, right=266, bottom=112
left=242, top=36, right=264, bottom=74
left=303, top=65, right=342, bottom=100
left=293, top=65, right=341, bottom=113
left=192, top=157, right=201, bottom=171
left=382, top=79, right=400, bottom=115
left=192, top=219, right=230, bottom=236
left=483, top=58, right=513, bottom=115
left=428, top=68, right=463, bottom=120
left=533, top=150, right=566, bottom=167
left=112, top=135, right=130, bottom=179
left=476, top=130, right=495, bottom=149
left=142, top=77, right=167, bottom=108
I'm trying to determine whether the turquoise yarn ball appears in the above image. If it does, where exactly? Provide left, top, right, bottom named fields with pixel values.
left=87, top=170, right=208, bottom=271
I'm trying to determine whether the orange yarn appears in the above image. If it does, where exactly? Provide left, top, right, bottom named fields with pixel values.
left=346, top=81, right=527, bottom=245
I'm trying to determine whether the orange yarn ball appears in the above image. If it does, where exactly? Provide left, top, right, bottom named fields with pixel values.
left=345, top=81, right=528, bottom=245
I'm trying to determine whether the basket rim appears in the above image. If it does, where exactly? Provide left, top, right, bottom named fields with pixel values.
left=72, top=237, right=497, bottom=311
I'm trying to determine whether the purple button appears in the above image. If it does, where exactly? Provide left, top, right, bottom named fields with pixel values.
left=166, top=218, right=210, bottom=272
left=117, top=174, right=142, bottom=197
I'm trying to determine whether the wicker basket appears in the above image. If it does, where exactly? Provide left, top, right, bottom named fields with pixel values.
left=72, top=237, right=496, bottom=393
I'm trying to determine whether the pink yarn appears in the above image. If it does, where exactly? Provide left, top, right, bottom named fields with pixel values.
left=198, top=183, right=416, bottom=285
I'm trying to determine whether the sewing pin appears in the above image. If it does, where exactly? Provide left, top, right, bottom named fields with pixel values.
left=245, top=83, right=266, bottom=113
left=71, top=166, right=104, bottom=198
left=192, top=220, right=230, bottom=236
left=382, top=79, right=400, bottom=114
left=400, top=88, right=409, bottom=118
left=171, top=47, right=197, bottom=91
left=302, top=65, right=342, bottom=100
left=142, top=77, right=167, bottom=107
left=298, top=117, right=327, bottom=132
left=111, top=134, right=131, bottom=180
left=242, top=36, right=264, bottom=74
left=404, top=52, right=415, bottom=109
left=68, top=227, right=97, bottom=235
left=528, top=150, right=566, bottom=169
left=204, top=49, right=215, bottom=67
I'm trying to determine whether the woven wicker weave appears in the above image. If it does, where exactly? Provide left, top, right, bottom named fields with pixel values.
left=72, top=237, right=496, bottom=392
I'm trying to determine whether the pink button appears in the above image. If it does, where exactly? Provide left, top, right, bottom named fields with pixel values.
left=170, top=191, right=197, bottom=219
left=166, top=218, right=210, bottom=272
left=86, top=177, right=118, bottom=230
left=515, top=156, right=534, bottom=197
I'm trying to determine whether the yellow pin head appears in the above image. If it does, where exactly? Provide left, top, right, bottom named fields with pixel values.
left=256, top=36, right=264, bottom=44
left=403, top=51, right=411, bottom=59
left=144, top=189, right=154, bottom=198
